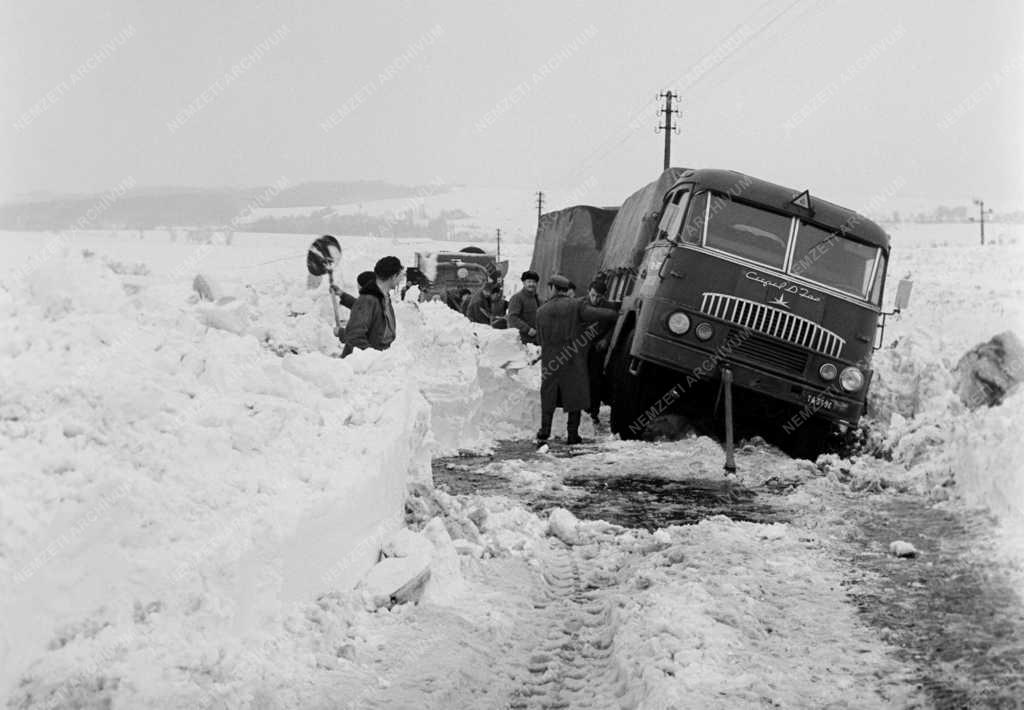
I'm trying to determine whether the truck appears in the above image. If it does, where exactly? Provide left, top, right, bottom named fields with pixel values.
left=532, top=168, right=911, bottom=454
left=411, top=246, right=509, bottom=305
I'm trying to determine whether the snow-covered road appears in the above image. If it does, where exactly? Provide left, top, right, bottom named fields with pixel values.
left=339, top=435, right=1021, bottom=708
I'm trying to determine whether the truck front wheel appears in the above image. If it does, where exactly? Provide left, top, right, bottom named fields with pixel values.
left=609, top=327, right=655, bottom=439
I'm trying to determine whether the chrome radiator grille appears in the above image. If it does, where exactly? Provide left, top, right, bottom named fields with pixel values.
left=700, top=292, right=845, bottom=358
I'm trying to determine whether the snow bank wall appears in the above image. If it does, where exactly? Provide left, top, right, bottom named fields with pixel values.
left=0, top=241, right=542, bottom=702
left=392, top=301, right=541, bottom=453
left=950, top=389, right=1024, bottom=543
left=0, top=252, right=436, bottom=700
left=859, top=240, right=1024, bottom=552
left=866, top=329, right=1024, bottom=549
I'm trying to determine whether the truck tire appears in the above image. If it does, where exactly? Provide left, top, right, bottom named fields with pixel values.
left=790, top=418, right=835, bottom=460
left=609, top=327, right=653, bottom=439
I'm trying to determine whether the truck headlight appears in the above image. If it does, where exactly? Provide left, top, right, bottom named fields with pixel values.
left=667, top=312, right=691, bottom=335
left=839, top=366, right=864, bottom=392
left=695, top=322, right=714, bottom=341
left=818, top=363, right=837, bottom=381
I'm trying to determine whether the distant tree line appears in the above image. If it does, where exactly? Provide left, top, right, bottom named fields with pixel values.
left=879, top=205, right=1024, bottom=224
left=245, top=208, right=455, bottom=239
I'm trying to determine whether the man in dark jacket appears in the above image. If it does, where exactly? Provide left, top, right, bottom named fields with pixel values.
left=489, top=281, right=508, bottom=329
left=331, top=271, right=375, bottom=341
left=341, top=256, right=403, bottom=357
left=464, top=282, right=495, bottom=325
left=507, top=270, right=543, bottom=344
left=582, top=279, right=614, bottom=427
left=535, top=274, right=618, bottom=445
left=333, top=271, right=375, bottom=310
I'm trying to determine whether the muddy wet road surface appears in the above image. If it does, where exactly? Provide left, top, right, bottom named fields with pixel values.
left=432, top=438, right=1024, bottom=709
left=433, top=440, right=786, bottom=530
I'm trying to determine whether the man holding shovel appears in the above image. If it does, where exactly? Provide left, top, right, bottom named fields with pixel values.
left=331, top=271, right=374, bottom=339
left=306, top=235, right=399, bottom=352
left=341, top=256, right=404, bottom=357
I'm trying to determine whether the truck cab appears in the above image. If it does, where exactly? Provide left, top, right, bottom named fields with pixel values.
left=602, top=169, right=900, bottom=449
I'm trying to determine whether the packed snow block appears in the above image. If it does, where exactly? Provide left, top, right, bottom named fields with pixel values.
left=282, top=351, right=351, bottom=398
left=548, top=507, right=582, bottom=545
left=953, top=330, right=1024, bottom=409
left=530, top=205, right=618, bottom=294
left=360, top=555, right=432, bottom=609
left=195, top=296, right=250, bottom=335
left=419, top=517, right=465, bottom=604
left=25, top=253, right=123, bottom=317
left=192, top=273, right=222, bottom=301
left=888, top=541, right=918, bottom=558
left=382, top=527, right=436, bottom=561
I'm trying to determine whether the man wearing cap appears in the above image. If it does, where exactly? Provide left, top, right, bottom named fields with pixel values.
left=582, top=279, right=614, bottom=427
left=507, top=270, right=543, bottom=344
left=464, top=281, right=495, bottom=325
left=342, top=256, right=404, bottom=357
left=535, top=274, right=618, bottom=445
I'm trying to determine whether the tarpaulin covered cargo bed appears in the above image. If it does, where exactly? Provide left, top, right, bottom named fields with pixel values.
left=528, top=205, right=618, bottom=294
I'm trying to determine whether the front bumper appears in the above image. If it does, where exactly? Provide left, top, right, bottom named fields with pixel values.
left=634, top=330, right=866, bottom=424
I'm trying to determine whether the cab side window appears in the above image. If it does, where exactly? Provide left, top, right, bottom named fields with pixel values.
left=680, top=191, right=706, bottom=244
left=655, top=187, right=692, bottom=243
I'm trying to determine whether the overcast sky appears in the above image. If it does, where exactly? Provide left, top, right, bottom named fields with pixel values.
left=2, top=0, right=1022, bottom=211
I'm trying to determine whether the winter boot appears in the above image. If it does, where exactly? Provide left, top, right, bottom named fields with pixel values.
left=537, top=408, right=554, bottom=445
left=566, top=411, right=583, bottom=446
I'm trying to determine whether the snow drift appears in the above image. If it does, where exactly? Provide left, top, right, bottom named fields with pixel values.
left=0, top=247, right=538, bottom=705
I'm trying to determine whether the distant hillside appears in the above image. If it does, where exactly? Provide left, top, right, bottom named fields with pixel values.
left=267, top=180, right=450, bottom=208
left=0, top=189, right=249, bottom=230
left=0, top=180, right=454, bottom=231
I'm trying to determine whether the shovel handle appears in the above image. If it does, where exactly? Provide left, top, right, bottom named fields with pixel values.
left=326, top=270, right=343, bottom=336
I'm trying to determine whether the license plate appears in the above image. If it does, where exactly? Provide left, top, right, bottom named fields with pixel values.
left=804, top=393, right=837, bottom=411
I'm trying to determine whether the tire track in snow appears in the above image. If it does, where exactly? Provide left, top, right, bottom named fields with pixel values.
left=508, top=543, right=637, bottom=710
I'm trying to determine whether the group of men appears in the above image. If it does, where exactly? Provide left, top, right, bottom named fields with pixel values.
left=332, top=258, right=620, bottom=447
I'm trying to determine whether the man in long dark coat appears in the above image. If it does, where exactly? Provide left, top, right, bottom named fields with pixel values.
left=535, top=274, right=618, bottom=445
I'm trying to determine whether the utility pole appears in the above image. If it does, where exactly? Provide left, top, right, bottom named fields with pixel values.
left=536, top=191, right=545, bottom=226
left=972, top=198, right=993, bottom=246
left=496, top=228, right=501, bottom=261
left=656, top=90, right=679, bottom=171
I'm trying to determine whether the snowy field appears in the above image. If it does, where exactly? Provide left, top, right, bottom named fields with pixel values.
left=1, top=224, right=1022, bottom=707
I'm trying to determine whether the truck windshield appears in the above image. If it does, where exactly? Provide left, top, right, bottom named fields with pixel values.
left=790, top=223, right=880, bottom=299
left=704, top=196, right=791, bottom=269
